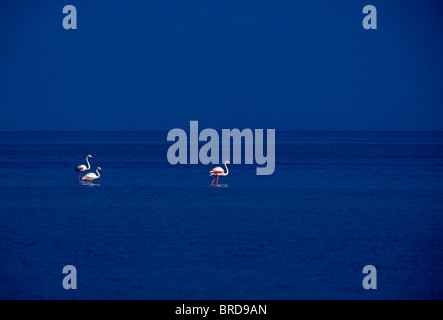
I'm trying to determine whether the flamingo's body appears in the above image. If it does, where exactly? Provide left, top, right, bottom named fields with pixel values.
left=75, top=155, right=93, bottom=181
left=210, top=161, right=230, bottom=185
left=82, top=167, right=102, bottom=184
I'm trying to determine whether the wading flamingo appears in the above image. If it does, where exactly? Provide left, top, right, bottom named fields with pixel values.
left=75, top=155, right=93, bottom=181
left=210, top=160, right=230, bottom=185
left=82, top=167, right=102, bottom=184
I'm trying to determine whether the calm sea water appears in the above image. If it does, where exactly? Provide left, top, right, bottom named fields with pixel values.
left=0, top=131, right=442, bottom=299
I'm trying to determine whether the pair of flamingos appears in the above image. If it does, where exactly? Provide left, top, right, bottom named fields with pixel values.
left=76, top=156, right=229, bottom=185
left=75, top=155, right=102, bottom=183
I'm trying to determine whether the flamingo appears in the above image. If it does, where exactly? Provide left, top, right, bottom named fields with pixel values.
left=75, top=155, right=93, bottom=181
left=82, top=167, right=102, bottom=184
left=210, top=160, right=230, bottom=185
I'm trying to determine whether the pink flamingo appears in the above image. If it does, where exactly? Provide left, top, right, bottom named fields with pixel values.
left=75, top=155, right=93, bottom=181
left=82, top=167, right=102, bottom=184
left=210, top=161, right=230, bottom=185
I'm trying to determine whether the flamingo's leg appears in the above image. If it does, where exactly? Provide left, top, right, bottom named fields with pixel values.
left=212, top=177, right=215, bottom=185
left=216, top=176, right=219, bottom=185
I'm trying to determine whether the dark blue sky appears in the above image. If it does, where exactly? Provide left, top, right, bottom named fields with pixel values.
left=0, top=0, right=442, bottom=131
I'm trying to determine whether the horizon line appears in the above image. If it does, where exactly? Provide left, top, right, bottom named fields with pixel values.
left=1, top=130, right=443, bottom=133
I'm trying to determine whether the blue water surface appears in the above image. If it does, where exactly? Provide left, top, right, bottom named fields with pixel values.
left=0, top=131, right=442, bottom=299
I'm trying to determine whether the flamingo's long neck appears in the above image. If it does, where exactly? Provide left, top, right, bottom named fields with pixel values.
left=96, top=169, right=100, bottom=178
left=224, top=162, right=229, bottom=176
left=86, top=156, right=91, bottom=170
